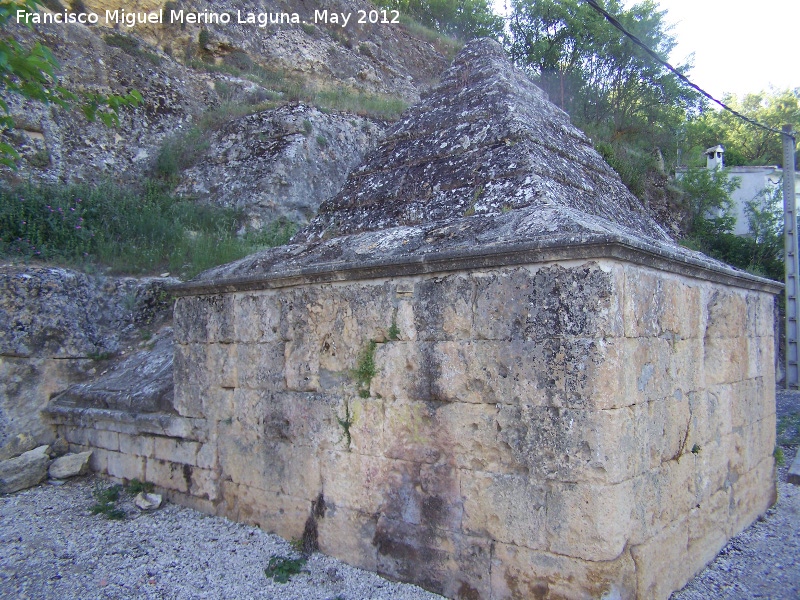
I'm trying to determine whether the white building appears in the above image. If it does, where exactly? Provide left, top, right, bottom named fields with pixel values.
left=679, top=145, right=800, bottom=236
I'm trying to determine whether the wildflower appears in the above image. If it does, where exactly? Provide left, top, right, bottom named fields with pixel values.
left=75, top=225, right=82, bottom=230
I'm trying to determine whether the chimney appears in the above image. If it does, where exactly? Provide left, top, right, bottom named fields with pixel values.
left=705, top=144, right=724, bottom=170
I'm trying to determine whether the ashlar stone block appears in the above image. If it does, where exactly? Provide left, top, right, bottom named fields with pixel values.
left=414, top=275, right=474, bottom=341
left=546, top=479, right=634, bottom=561
left=624, top=267, right=702, bottom=339
left=233, top=292, right=281, bottom=343
left=704, top=288, right=747, bottom=339
left=460, top=470, right=547, bottom=549
left=491, top=542, right=636, bottom=600
left=631, top=517, right=692, bottom=600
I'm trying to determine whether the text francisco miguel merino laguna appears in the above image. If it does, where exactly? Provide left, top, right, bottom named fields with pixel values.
left=16, top=7, right=400, bottom=28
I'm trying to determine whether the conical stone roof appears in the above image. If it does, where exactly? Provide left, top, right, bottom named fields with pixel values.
left=294, top=38, right=670, bottom=244
left=178, top=39, right=776, bottom=292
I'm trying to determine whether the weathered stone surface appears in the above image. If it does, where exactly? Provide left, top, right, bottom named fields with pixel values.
left=175, top=105, right=384, bottom=228
left=49, top=437, right=69, bottom=457
left=0, top=267, right=174, bottom=358
left=0, top=445, right=50, bottom=494
left=547, top=480, right=634, bottom=561
left=48, top=451, right=92, bottom=479
left=623, top=267, right=702, bottom=338
left=50, top=38, right=781, bottom=600
left=49, top=328, right=174, bottom=414
left=134, top=491, right=163, bottom=511
left=0, top=432, right=37, bottom=461
left=174, top=295, right=234, bottom=345
left=491, top=543, right=636, bottom=600
left=631, top=517, right=692, bottom=600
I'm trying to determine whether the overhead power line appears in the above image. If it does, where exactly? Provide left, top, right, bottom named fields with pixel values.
left=582, top=0, right=794, bottom=141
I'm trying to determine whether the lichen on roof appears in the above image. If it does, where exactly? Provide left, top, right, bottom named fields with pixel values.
left=293, top=37, right=671, bottom=245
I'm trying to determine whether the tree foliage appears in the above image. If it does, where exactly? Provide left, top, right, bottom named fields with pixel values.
left=679, top=167, right=739, bottom=238
left=0, top=0, right=141, bottom=167
left=683, top=88, right=800, bottom=167
left=508, top=0, right=699, bottom=142
left=679, top=168, right=783, bottom=281
left=381, top=0, right=503, bottom=40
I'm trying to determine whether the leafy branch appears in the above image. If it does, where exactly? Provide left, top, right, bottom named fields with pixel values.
left=0, top=0, right=142, bottom=167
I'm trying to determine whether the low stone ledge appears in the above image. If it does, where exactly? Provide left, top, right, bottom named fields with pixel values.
left=45, top=405, right=207, bottom=443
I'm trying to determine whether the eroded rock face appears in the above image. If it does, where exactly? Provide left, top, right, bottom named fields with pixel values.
left=3, top=20, right=216, bottom=186
left=0, top=266, right=175, bottom=358
left=2, top=0, right=447, bottom=192
left=0, top=266, right=176, bottom=448
left=0, top=445, right=50, bottom=494
left=175, top=104, right=384, bottom=227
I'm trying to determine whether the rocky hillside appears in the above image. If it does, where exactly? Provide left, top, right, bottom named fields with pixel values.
left=3, top=0, right=451, bottom=226
left=173, top=104, right=384, bottom=228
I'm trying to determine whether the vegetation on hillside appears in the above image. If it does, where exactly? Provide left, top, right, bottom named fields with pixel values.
left=379, top=0, right=503, bottom=40
left=683, top=89, right=800, bottom=167
left=0, top=0, right=141, bottom=167
left=1, top=0, right=795, bottom=282
left=506, top=0, right=795, bottom=281
left=0, top=181, right=297, bottom=277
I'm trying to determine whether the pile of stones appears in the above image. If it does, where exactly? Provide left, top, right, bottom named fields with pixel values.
left=0, top=433, right=91, bottom=494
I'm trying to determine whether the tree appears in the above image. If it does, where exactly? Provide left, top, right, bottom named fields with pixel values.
left=508, top=0, right=699, bottom=142
left=684, top=88, right=800, bottom=167
left=381, top=0, right=504, bottom=40
left=0, top=0, right=141, bottom=167
left=679, top=167, right=739, bottom=238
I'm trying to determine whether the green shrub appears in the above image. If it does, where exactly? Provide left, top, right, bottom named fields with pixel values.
left=198, top=28, right=211, bottom=49
left=27, top=149, right=50, bottom=168
left=90, top=483, right=126, bottom=520
left=155, top=127, right=210, bottom=178
left=0, top=181, right=298, bottom=277
left=264, top=555, right=308, bottom=583
left=126, top=478, right=155, bottom=494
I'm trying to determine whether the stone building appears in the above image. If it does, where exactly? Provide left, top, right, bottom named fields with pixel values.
left=50, top=39, right=780, bottom=599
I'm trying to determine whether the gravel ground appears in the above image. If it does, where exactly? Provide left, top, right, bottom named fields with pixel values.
left=0, top=477, right=442, bottom=600
left=1, top=393, right=798, bottom=600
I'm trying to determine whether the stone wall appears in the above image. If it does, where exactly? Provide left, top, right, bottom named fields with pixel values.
left=51, top=257, right=777, bottom=599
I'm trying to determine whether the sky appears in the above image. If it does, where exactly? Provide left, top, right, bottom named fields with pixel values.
left=651, top=0, right=799, bottom=99
left=494, top=0, right=799, bottom=100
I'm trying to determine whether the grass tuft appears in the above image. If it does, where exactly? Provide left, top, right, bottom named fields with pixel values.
left=264, top=555, right=308, bottom=583
left=0, top=181, right=297, bottom=277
